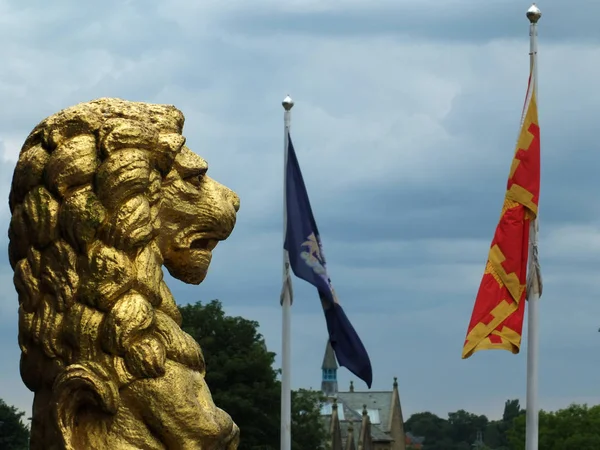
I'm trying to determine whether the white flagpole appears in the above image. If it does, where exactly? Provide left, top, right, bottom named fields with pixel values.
left=525, top=4, right=541, bottom=450
left=281, top=94, right=294, bottom=450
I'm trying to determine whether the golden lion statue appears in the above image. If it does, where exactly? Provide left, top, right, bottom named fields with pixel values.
left=9, top=98, right=241, bottom=449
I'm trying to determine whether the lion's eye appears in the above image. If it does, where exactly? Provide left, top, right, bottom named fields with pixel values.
left=186, top=176, right=202, bottom=188
left=185, top=169, right=206, bottom=188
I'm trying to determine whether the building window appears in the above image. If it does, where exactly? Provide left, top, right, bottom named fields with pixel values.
left=322, top=369, right=336, bottom=381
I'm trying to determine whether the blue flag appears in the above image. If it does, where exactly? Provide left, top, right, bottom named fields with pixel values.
left=284, top=134, right=373, bottom=388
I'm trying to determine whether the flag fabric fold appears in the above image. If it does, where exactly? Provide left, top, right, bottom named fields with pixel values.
left=281, top=253, right=294, bottom=306
left=284, top=133, right=373, bottom=388
left=462, top=67, right=541, bottom=359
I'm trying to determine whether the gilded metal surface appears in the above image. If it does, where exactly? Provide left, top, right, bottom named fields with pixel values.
left=8, top=98, right=240, bottom=450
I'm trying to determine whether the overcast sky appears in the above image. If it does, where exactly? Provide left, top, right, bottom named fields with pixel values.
left=1, top=0, right=600, bottom=422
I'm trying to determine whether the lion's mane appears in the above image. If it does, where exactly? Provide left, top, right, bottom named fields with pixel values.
left=9, top=98, right=206, bottom=449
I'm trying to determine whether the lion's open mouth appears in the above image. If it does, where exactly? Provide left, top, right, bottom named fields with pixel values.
left=190, top=238, right=219, bottom=251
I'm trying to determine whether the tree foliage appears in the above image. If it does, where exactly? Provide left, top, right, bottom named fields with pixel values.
left=406, top=399, right=600, bottom=450
left=507, top=403, right=600, bottom=450
left=180, top=300, right=280, bottom=449
left=405, top=399, right=524, bottom=450
left=447, top=409, right=488, bottom=445
left=179, top=300, right=326, bottom=450
left=405, top=411, right=452, bottom=449
left=0, top=399, right=29, bottom=450
left=291, top=389, right=328, bottom=450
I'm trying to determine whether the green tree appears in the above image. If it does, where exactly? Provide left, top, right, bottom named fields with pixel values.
left=507, top=403, right=600, bottom=450
left=502, top=399, right=523, bottom=423
left=405, top=411, right=449, bottom=441
left=447, top=409, right=488, bottom=446
left=404, top=411, right=452, bottom=450
left=180, top=300, right=280, bottom=449
left=179, top=300, right=326, bottom=450
left=291, top=389, right=328, bottom=450
left=483, top=420, right=502, bottom=449
left=479, top=398, right=524, bottom=450
left=0, top=399, right=29, bottom=450
left=405, top=410, right=492, bottom=450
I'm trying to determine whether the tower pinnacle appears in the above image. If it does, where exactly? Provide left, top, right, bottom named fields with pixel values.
left=321, top=340, right=338, bottom=396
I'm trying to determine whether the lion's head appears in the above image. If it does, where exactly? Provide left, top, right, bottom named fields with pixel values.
left=8, top=98, right=240, bottom=450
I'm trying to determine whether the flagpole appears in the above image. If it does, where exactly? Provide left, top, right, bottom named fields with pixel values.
left=525, top=4, right=541, bottom=450
left=281, top=94, right=294, bottom=450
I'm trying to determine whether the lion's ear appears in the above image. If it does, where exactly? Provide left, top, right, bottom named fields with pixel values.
left=155, top=134, right=186, bottom=175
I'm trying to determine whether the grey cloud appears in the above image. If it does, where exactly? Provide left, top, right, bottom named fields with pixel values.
left=222, top=0, right=600, bottom=43
left=240, top=163, right=597, bottom=246
left=4, top=0, right=180, bottom=54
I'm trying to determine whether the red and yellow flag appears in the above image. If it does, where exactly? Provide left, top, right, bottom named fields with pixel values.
left=462, top=69, right=540, bottom=359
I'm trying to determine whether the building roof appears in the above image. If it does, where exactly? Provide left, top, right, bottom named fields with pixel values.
left=336, top=391, right=393, bottom=433
left=342, top=420, right=391, bottom=443
left=322, top=341, right=338, bottom=370
left=322, top=398, right=393, bottom=444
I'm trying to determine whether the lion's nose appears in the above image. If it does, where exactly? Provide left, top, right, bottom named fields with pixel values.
left=228, top=190, right=240, bottom=212
left=206, top=176, right=240, bottom=212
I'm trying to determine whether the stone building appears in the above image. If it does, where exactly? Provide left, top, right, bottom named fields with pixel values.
left=319, top=342, right=407, bottom=450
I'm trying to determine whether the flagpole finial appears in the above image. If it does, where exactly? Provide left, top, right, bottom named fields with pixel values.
left=526, top=3, right=542, bottom=23
left=282, top=95, right=294, bottom=111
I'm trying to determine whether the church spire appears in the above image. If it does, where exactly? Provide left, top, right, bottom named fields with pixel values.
left=322, top=340, right=338, bottom=369
left=321, top=340, right=338, bottom=396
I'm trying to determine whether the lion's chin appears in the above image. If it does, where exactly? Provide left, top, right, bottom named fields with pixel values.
left=164, top=248, right=213, bottom=285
